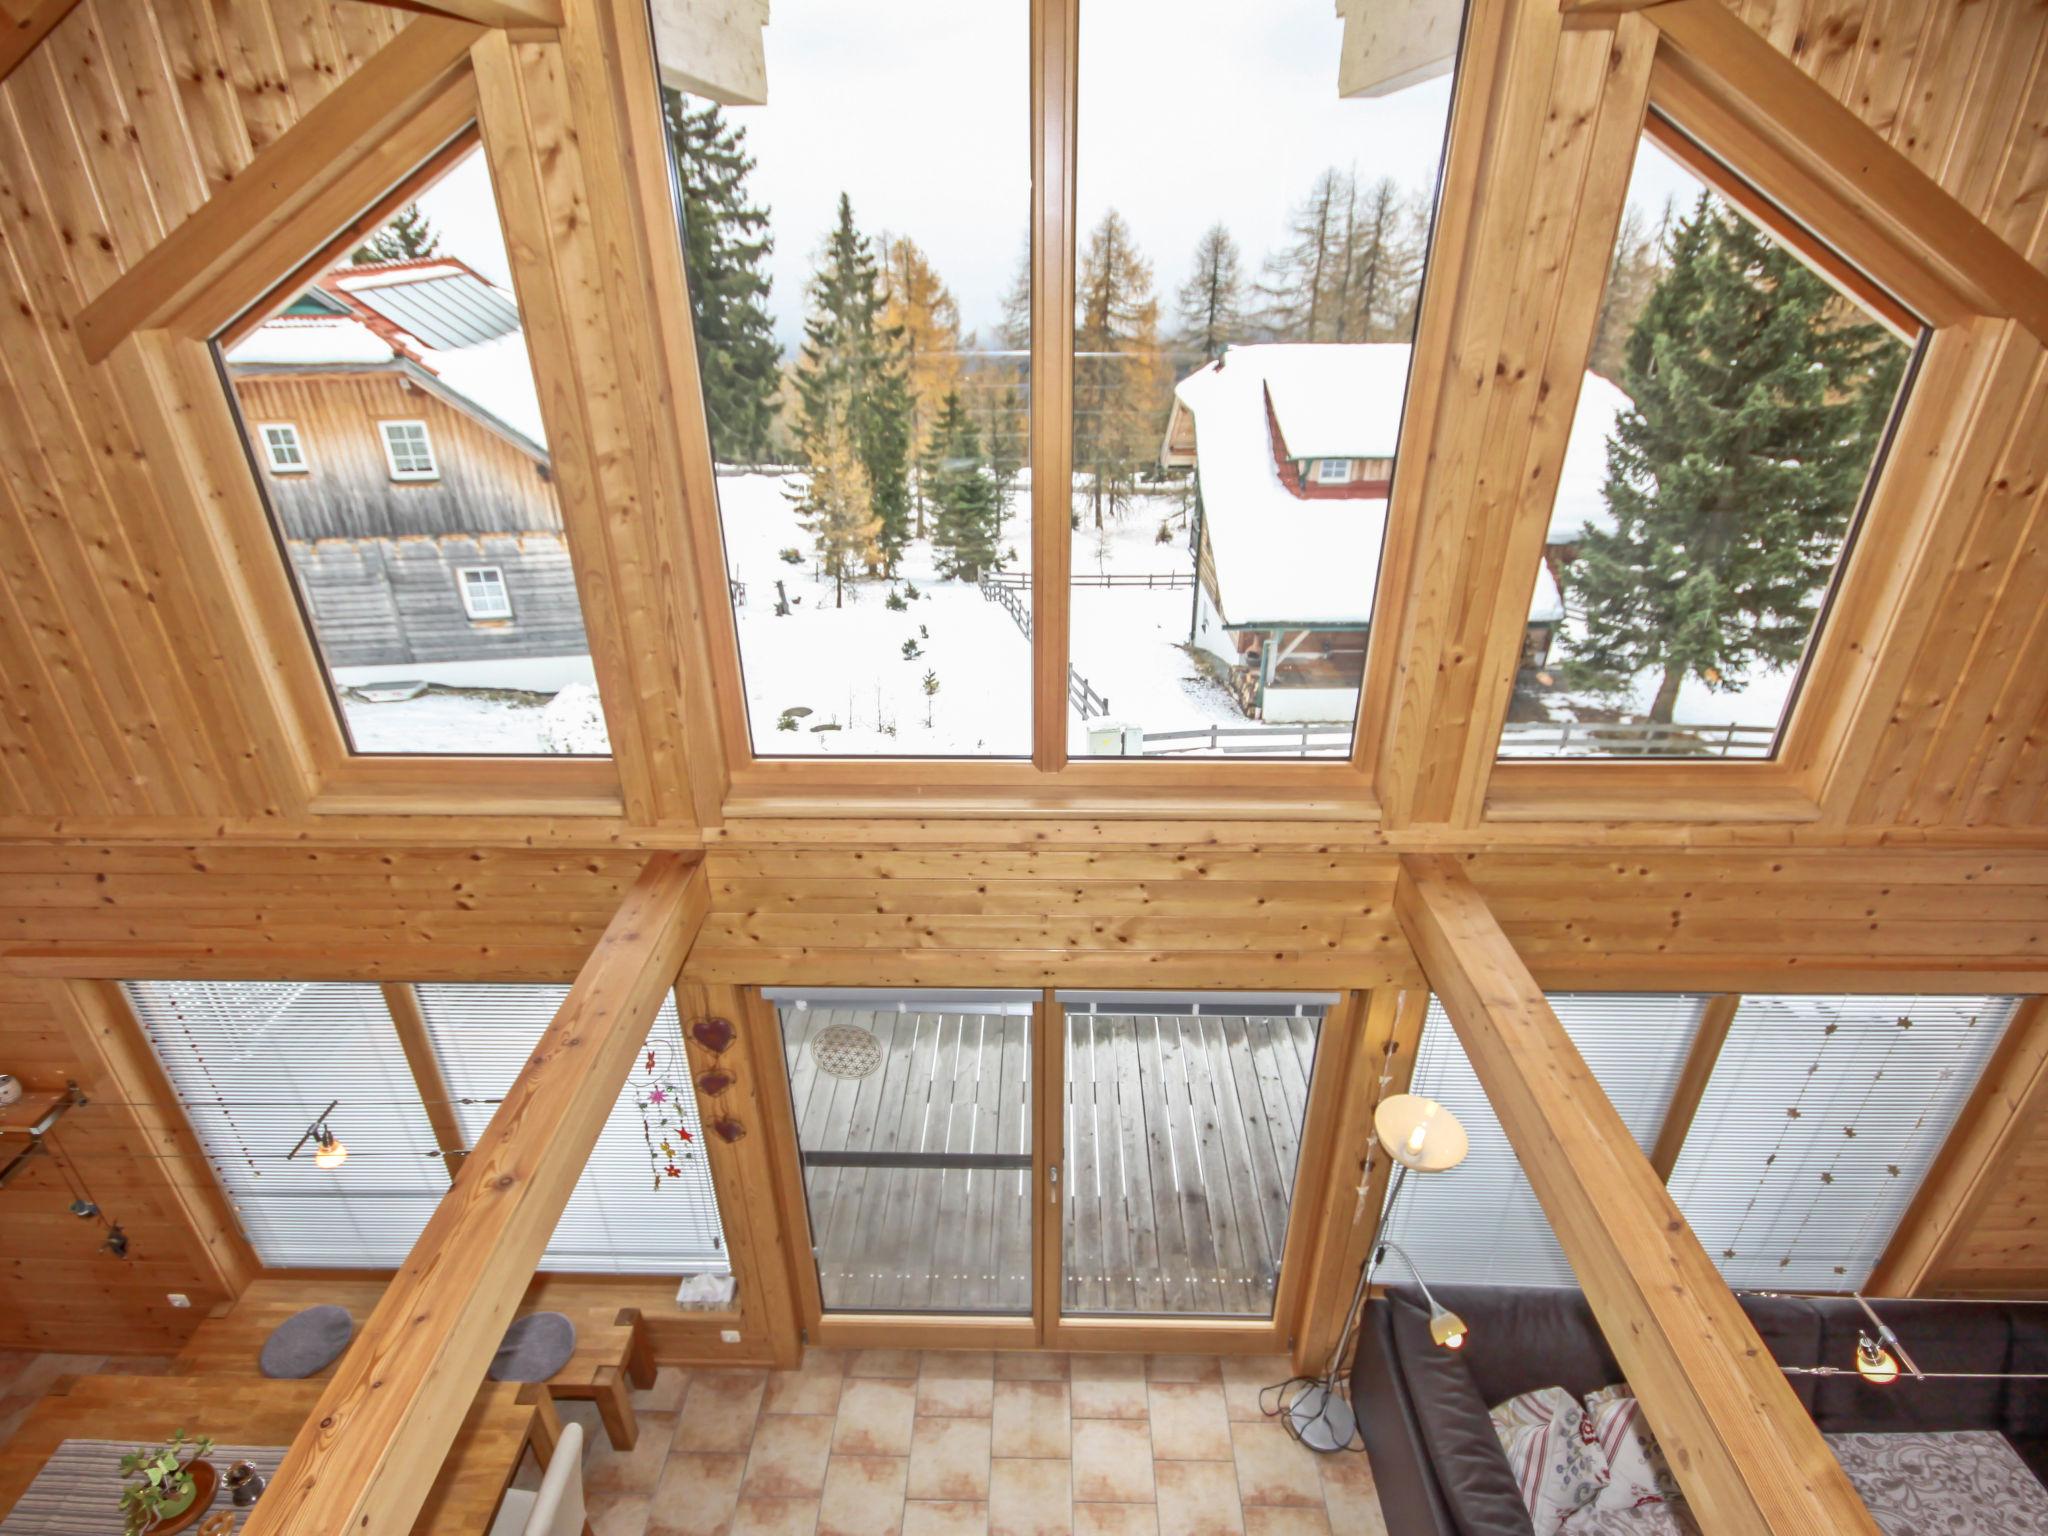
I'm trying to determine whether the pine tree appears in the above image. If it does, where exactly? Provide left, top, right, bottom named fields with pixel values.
left=785, top=407, right=879, bottom=608
left=352, top=204, right=438, bottom=265
left=664, top=90, right=782, bottom=463
left=879, top=235, right=963, bottom=534
left=1174, top=224, right=1245, bottom=364
left=1562, top=191, right=1905, bottom=726
left=793, top=194, right=915, bottom=572
left=927, top=389, right=1002, bottom=579
left=1074, top=209, right=1167, bottom=528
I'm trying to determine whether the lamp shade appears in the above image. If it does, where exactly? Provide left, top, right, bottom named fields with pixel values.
left=1375, top=1093, right=1468, bottom=1173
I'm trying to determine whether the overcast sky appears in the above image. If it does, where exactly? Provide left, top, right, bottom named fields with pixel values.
left=414, top=0, right=1704, bottom=355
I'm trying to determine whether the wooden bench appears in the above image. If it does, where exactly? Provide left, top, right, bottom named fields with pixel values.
left=173, top=1277, right=658, bottom=1451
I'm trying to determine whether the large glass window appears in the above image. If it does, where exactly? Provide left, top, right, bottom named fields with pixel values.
left=1070, top=0, right=1461, bottom=759
left=649, top=2, right=1033, bottom=756
left=218, top=142, right=613, bottom=757
left=1498, top=122, right=1919, bottom=761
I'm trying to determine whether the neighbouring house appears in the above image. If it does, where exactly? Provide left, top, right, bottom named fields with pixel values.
left=1162, top=342, right=1629, bottom=721
left=224, top=258, right=590, bottom=687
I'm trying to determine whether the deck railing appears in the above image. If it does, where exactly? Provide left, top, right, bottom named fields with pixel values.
left=1127, top=717, right=1777, bottom=757
left=982, top=569, right=1193, bottom=591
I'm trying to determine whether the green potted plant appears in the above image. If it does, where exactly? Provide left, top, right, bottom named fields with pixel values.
left=119, top=1429, right=216, bottom=1534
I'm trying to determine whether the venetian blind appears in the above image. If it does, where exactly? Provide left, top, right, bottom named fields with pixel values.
left=1377, top=993, right=1709, bottom=1287
left=416, top=984, right=728, bottom=1275
left=1668, top=994, right=2016, bottom=1290
left=126, top=981, right=449, bottom=1267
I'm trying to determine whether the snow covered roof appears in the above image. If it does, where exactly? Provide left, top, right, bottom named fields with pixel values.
left=1173, top=346, right=1392, bottom=627
left=225, top=318, right=397, bottom=368
left=1547, top=372, right=1632, bottom=545
left=1258, top=343, right=1414, bottom=459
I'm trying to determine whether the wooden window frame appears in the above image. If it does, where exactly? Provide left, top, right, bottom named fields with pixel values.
left=377, top=419, right=440, bottom=482
left=259, top=422, right=308, bottom=475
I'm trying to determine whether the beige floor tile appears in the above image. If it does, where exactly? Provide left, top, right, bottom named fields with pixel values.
left=1241, top=1509, right=1330, bottom=1536
left=637, top=1365, right=693, bottom=1413
left=1072, top=1507, right=1158, bottom=1536
left=817, top=1454, right=908, bottom=1536
left=1145, top=1355, right=1221, bottom=1384
left=1152, top=1461, right=1245, bottom=1536
left=991, top=1380, right=1071, bottom=1460
left=850, top=1349, right=923, bottom=1379
left=919, top=1354, right=997, bottom=1417
left=588, top=1410, right=680, bottom=1494
left=590, top=1492, right=655, bottom=1536
left=908, top=1417, right=993, bottom=1501
left=835, top=1379, right=918, bottom=1456
left=1069, top=1420, right=1155, bottom=1505
left=768, top=1363, right=847, bottom=1416
left=993, top=1353, right=1067, bottom=1381
left=1230, top=1423, right=1323, bottom=1508
left=1317, top=1451, right=1386, bottom=1535
left=1147, top=1383, right=1231, bottom=1461
left=678, top=1370, right=770, bottom=1453
left=731, top=1496, right=822, bottom=1536
left=1219, top=1358, right=1292, bottom=1423
left=903, top=1501, right=989, bottom=1536
left=1067, top=1356, right=1147, bottom=1421
left=648, top=1451, right=749, bottom=1536
left=989, top=1457, right=1072, bottom=1536
left=743, top=1413, right=836, bottom=1499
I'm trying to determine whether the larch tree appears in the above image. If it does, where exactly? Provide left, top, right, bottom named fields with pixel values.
left=665, top=90, right=782, bottom=463
left=927, top=389, right=1002, bottom=579
left=1562, top=191, right=1906, bottom=726
left=1258, top=169, right=1346, bottom=341
left=785, top=407, right=879, bottom=608
left=1339, top=177, right=1424, bottom=342
left=352, top=203, right=438, bottom=265
left=1587, top=200, right=1670, bottom=383
left=879, top=235, right=964, bottom=534
left=1174, top=224, right=1246, bottom=364
left=1074, top=209, right=1168, bottom=528
left=794, top=194, right=915, bottom=573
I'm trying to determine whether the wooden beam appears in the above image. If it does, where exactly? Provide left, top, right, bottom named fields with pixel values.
left=1395, top=855, right=1880, bottom=1536
left=73, top=15, right=482, bottom=363
left=413, top=0, right=563, bottom=24
left=1869, top=996, right=2048, bottom=1297
left=0, top=0, right=77, bottom=86
left=1029, top=0, right=1077, bottom=772
left=241, top=854, right=706, bottom=1536
left=1648, top=993, right=1738, bottom=1181
left=379, top=983, right=468, bottom=1182
left=1648, top=0, right=2048, bottom=344
left=1335, top=0, right=1457, bottom=98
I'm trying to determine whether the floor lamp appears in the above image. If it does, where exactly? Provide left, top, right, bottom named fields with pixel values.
left=1288, top=1092, right=1470, bottom=1452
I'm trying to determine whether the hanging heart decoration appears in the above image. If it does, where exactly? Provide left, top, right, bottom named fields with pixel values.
left=690, top=1016, right=736, bottom=1055
left=711, top=1116, right=747, bottom=1144
left=696, top=1069, right=736, bottom=1099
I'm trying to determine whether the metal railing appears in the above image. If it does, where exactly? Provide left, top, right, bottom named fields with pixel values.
left=1138, top=723, right=1354, bottom=756
left=983, top=569, right=1193, bottom=591
left=1498, top=718, right=1777, bottom=758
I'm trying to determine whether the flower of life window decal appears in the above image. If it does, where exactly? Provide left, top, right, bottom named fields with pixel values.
left=633, top=1021, right=698, bottom=1191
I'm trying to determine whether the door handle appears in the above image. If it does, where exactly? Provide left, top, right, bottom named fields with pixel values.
left=1048, top=1163, right=1060, bottom=1205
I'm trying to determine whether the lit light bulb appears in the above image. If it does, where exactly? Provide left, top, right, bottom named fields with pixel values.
left=313, top=1129, right=348, bottom=1170
left=1430, top=1309, right=1468, bottom=1351
left=1856, top=1334, right=1898, bottom=1386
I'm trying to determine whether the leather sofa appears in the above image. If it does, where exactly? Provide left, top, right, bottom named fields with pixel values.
left=1350, top=1283, right=2048, bottom=1536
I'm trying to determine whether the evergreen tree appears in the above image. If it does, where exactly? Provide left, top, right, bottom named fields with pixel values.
left=1074, top=209, right=1167, bottom=528
left=1563, top=192, right=1905, bottom=725
left=793, top=194, right=915, bottom=572
left=1174, top=224, right=1245, bottom=363
left=352, top=203, right=438, bottom=265
left=785, top=407, right=879, bottom=608
left=927, top=389, right=1002, bottom=579
left=879, top=235, right=963, bottom=534
left=664, top=90, right=782, bottom=463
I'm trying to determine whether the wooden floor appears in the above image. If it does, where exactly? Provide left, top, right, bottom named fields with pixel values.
left=780, top=1007, right=1317, bottom=1317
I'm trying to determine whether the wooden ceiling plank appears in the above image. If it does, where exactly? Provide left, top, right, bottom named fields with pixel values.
left=0, top=0, right=77, bottom=86
left=1648, top=993, right=1738, bottom=1181
left=1396, top=854, right=1881, bottom=1536
left=239, top=853, right=705, bottom=1536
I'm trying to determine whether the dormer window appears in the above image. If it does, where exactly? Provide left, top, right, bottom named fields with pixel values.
left=1312, top=457, right=1352, bottom=485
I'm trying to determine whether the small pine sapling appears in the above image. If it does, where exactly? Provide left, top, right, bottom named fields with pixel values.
left=921, top=668, right=940, bottom=728
left=901, top=637, right=923, bottom=661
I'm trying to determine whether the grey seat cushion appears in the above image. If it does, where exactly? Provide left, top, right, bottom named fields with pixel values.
left=259, top=1304, right=355, bottom=1379
left=488, top=1311, right=577, bottom=1383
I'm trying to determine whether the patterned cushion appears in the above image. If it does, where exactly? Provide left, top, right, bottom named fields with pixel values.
left=1584, top=1386, right=1682, bottom=1507
left=1826, top=1429, right=2048, bottom=1536
left=1491, top=1386, right=1612, bottom=1532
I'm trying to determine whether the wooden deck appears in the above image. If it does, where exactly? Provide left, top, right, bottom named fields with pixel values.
left=780, top=1007, right=1318, bottom=1317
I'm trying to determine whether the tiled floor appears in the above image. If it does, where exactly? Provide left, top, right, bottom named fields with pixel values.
left=0, top=1348, right=1388, bottom=1536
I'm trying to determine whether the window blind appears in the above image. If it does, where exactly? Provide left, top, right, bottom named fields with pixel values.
left=1668, top=994, right=2015, bottom=1290
left=126, top=981, right=449, bottom=1268
left=416, top=984, right=728, bottom=1275
left=1378, top=994, right=1709, bottom=1287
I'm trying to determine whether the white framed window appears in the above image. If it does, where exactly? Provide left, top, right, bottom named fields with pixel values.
left=379, top=419, right=439, bottom=481
left=1312, top=457, right=1352, bottom=485
left=259, top=422, right=307, bottom=474
left=458, top=566, right=512, bottom=621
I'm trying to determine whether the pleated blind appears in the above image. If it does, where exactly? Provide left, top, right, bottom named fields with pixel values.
left=416, top=984, right=729, bottom=1275
left=126, top=981, right=449, bottom=1267
left=1378, top=993, right=1709, bottom=1287
left=1668, top=994, right=2015, bottom=1290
